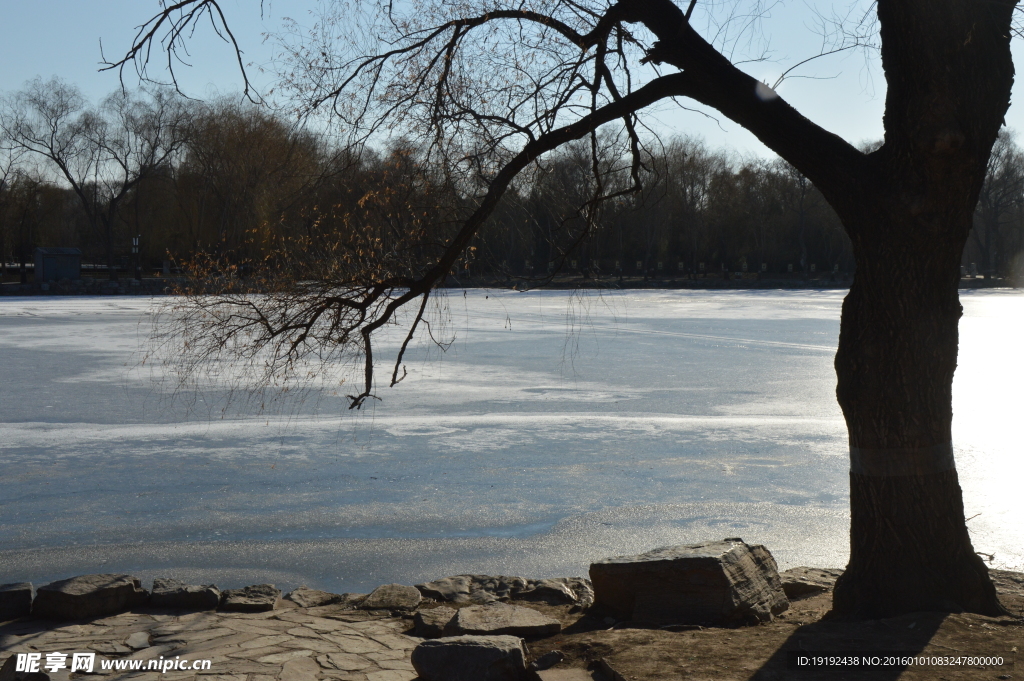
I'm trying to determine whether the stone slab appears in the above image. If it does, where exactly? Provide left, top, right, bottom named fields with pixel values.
left=220, top=585, right=281, bottom=613
left=125, top=631, right=151, bottom=650
left=536, top=671, right=601, bottom=681
left=589, top=539, right=789, bottom=625
left=411, top=635, right=527, bottom=681
left=365, top=671, right=416, bottom=681
left=280, top=655, right=320, bottom=681
left=444, top=603, right=561, bottom=638
left=279, top=638, right=339, bottom=653
left=779, top=567, right=843, bottom=599
left=416, top=575, right=592, bottom=606
left=284, top=588, right=344, bottom=609
left=321, top=634, right=386, bottom=655
left=316, top=653, right=373, bottom=671
left=359, top=585, right=420, bottom=612
left=33, top=575, right=149, bottom=621
left=151, top=579, right=221, bottom=611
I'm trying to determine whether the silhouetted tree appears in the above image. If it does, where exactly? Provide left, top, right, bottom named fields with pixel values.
left=0, top=79, right=190, bottom=279
left=115, top=0, right=1020, bottom=618
left=971, top=131, right=1024, bottom=278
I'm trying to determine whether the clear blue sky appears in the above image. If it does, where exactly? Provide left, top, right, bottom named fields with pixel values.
left=2, top=1, right=1023, bottom=158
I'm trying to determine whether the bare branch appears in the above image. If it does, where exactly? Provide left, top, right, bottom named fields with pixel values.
left=135, top=0, right=874, bottom=409
left=103, top=0, right=259, bottom=101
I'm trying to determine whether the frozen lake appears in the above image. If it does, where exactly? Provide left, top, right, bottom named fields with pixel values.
left=1, top=289, right=1022, bottom=592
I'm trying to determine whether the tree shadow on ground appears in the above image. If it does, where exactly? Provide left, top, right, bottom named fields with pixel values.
left=749, top=609, right=946, bottom=681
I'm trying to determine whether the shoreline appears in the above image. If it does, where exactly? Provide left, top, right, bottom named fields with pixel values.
left=2, top=566, right=1021, bottom=680
left=1, top=275, right=1015, bottom=297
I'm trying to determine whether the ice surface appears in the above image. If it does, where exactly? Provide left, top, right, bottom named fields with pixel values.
left=0, top=289, right=1020, bottom=592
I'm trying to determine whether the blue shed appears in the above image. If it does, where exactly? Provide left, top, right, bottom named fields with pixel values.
left=34, top=247, right=82, bottom=281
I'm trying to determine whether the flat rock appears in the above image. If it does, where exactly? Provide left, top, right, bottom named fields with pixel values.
left=280, top=656, right=320, bottom=681
left=150, top=578, right=221, bottom=611
left=413, top=607, right=457, bottom=638
left=284, top=586, right=344, bottom=608
left=417, top=576, right=477, bottom=603
left=0, top=654, right=50, bottom=681
left=416, top=575, right=593, bottom=606
left=411, top=635, right=527, bottom=681
left=444, top=602, right=561, bottom=638
left=90, top=642, right=133, bottom=654
left=360, top=584, right=421, bottom=611
left=336, top=593, right=368, bottom=608
left=220, top=584, right=281, bottom=613
left=316, top=652, right=373, bottom=671
left=125, top=631, right=151, bottom=650
left=32, top=574, right=149, bottom=621
left=518, top=578, right=594, bottom=606
left=779, top=567, right=843, bottom=599
left=536, top=671, right=600, bottom=681
left=589, top=539, right=789, bottom=626
left=0, top=583, right=33, bottom=621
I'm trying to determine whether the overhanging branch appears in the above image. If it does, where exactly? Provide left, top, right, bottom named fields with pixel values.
left=343, top=71, right=694, bottom=407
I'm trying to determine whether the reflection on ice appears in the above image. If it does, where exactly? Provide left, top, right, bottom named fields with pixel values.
left=952, top=290, right=1024, bottom=574
left=0, top=289, right=1020, bottom=592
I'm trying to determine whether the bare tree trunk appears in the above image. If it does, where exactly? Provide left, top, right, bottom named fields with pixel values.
left=836, top=469, right=1002, bottom=617
left=796, top=175, right=807, bottom=275
left=818, top=0, right=1016, bottom=617
left=832, top=206, right=1006, bottom=618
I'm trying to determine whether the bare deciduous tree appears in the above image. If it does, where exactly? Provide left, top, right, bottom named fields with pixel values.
left=973, top=130, right=1024, bottom=278
left=0, top=136, right=24, bottom=279
left=113, top=0, right=1019, bottom=618
left=0, top=79, right=190, bottom=279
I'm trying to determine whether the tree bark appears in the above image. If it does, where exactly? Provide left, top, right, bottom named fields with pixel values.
left=834, top=470, right=1003, bottom=617
left=825, top=0, right=1015, bottom=618
left=832, top=230, right=1005, bottom=616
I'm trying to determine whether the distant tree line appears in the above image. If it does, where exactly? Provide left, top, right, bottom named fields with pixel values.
left=2, top=78, right=1022, bottom=284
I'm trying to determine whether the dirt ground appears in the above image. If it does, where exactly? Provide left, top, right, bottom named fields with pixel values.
left=516, top=570, right=1024, bottom=680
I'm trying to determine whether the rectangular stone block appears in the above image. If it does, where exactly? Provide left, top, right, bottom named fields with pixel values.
left=589, top=539, right=789, bottom=626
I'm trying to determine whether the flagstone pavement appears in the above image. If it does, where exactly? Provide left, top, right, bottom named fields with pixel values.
left=0, top=603, right=419, bottom=681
